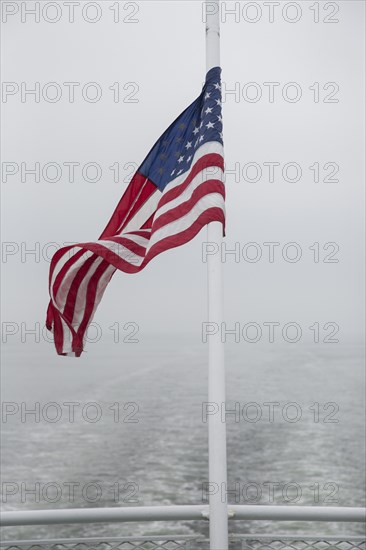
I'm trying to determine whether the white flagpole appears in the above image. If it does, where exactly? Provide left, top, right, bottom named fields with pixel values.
left=205, top=1, right=229, bottom=549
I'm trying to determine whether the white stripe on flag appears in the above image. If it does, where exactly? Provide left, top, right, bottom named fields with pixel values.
left=154, top=166, right=224, bottom=220
left=149, top=192, right=225, bottom=248
left=94, top=240, right=144, bottom=266
left=122, top=190, right=160, bottom=234
left=121, top=233, right=150, bottom=247
left=71, top=256, right=105, bottom=325
left=52, top=250, right=94, bottom=306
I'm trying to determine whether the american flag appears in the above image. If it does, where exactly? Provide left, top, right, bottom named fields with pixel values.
left=46, top=66, right=225, bottom=356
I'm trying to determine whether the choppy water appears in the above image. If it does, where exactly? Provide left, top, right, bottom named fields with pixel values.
left=1, top=336, right=365, bottom=539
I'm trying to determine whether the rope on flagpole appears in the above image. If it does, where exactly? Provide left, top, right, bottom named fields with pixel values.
left=205, top=1, right=229, bottom=549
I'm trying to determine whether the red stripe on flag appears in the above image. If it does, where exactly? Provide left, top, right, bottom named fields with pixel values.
left=103, top=236, right=147, bottom=258
left=100, top=174, right=157, bottom=238
left=62, top=254, right=99, bottom=325
left=74, top=260, right=114, bottom=355
left=51, top=248, right=87, bottom=300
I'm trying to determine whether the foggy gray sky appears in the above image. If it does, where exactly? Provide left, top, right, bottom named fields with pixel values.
left=1, top=1, right=365, bottom=352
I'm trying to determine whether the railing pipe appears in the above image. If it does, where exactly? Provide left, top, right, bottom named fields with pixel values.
left=1, top=505, right=365, bottom=526
left=230, top=505, right=366, bottom=522
left=0, top=505, right=208, bottom=526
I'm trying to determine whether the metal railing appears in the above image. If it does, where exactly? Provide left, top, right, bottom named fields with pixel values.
left=1, top=505, right=365, bottom=550
left=0, top=535, right=365, bottom=550
left=0, top=535, right=205, bottom=550
left=1, top=504, right=365, bottom=525
left=233, top=536, right=366, bottom=550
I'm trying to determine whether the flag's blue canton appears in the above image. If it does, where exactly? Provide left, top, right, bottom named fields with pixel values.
left=139, top=66, right=222, bottom=192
